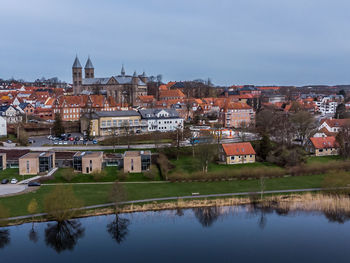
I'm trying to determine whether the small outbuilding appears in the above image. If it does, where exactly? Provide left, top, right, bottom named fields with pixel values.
left=220, top=142, right=256, bottom=164
left=308, top=136, right=339, bottom=156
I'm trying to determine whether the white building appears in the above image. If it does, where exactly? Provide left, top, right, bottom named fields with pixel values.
left=0, top=105, right=23, bottom=124
left=139, top=109, right=184, bottom=132
left=0, top=116, right=7, bottom=137
left=315, top=96, right=340, bottom=115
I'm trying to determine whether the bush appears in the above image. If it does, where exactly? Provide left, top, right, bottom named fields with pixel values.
left=143, top=165, right=158, bottom=180
left=60, top=168, right=76, bottom=182
left=92, top=170, right=107, bottom=181
left=118, top=171, right=128, bottom=181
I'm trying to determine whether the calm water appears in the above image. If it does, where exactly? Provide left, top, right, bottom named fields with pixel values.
left=1, top=205, right=350, bottom=263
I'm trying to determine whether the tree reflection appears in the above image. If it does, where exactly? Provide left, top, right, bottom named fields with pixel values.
left=29, top=227, right=39, bottom=243
left=323, top=211, right=350, bottom=224
left=45, top=220, right=85, bottom=253
left=107, top=214, right=130, bottom=244
left=0, top=229, right=10, bottom=249
left=193, top=206, right=221, bottom=228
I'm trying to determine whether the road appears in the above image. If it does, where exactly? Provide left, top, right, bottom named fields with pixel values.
left=0, top=135, right=257, bottom=151
left=3, top=187, right=324, bottom=221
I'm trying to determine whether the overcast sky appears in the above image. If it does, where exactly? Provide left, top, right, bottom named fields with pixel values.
left=1, top=0, right=350, bottom=86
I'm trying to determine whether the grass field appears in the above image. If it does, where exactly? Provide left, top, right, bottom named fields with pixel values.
left=0, top=173, right=326, bottom=217
left=170, top=156, right=280, bottom=175
left=44, top=166, right=161, bottom=184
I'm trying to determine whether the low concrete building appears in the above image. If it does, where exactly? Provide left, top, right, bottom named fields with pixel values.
left=19, top=152, right=55, bottom=175
left=220, top=142, right=256, bottom=164
left=0, top=153, right=6, bottom=170
left=73, top=151, right=103, bottom=174
left=308, top=136, right=339, bottom=156
left=123, top=151, right=151, bottom=173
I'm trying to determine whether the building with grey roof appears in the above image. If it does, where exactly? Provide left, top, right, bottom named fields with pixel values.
left=139, top=108, right=184, bottom=132
left=72, top=56, right=148, bottom=106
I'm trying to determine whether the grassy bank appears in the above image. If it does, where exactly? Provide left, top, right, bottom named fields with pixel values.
left=0, top=168, right=36, bottom=182
left=0, top=173, right=325, bottom=217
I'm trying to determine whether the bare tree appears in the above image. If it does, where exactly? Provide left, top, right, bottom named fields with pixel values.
left=109, top=182, right=127, bottom=212
left=121, top=120, right=131, bottom=150
left=291, top=111, right=316, bottom=146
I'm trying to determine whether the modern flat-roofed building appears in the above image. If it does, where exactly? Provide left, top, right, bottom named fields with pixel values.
left=19, top=152, right=55, bottom=175
left=73, top=151, right=103, bottom=174
left=80, top=110, right=147, bottom=137
left=123, top=151, right=151, bottom=173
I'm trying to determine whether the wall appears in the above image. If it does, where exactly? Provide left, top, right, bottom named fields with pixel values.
left=226, top=154, right=255, bottom=164
left=19, top=158, right=38, bottom=175
left=124, top=156, right=141, bottom=173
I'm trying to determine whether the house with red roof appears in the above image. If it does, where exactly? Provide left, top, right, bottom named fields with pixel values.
left=307, top=136, right=339, bottom=156
left=159, top=89, right=185, bottom=100
left=220, top=142, right=256, bottom=164
left=314, top=118, right=350, bottom=137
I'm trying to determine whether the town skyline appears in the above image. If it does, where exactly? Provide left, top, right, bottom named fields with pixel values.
left=2, top=0, right=350, bottom=86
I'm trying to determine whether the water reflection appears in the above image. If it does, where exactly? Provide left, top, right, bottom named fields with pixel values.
left=45, top=220, right=85, bottom=253
left=323, top=211, right=350, bottom=224
left=29, top=223, right=39, bottom=243
left=0, top=229, right=10, bottom=249
left=107, top=214, right=130, bottom=244
left=193, top=207, right=222, bottom=228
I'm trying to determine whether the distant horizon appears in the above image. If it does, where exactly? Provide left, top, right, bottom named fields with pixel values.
left=2, top=0, right=350, bottom=87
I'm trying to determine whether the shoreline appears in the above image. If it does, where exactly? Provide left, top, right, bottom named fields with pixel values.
left=3, top=192, right=350, bottom=227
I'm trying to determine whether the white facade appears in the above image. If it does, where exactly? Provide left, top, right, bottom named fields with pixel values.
left=140, top=109, right=184, bottom=132
left=315, top=97, right=338, bottom=115
left=0, top=116, right=7, bottom=137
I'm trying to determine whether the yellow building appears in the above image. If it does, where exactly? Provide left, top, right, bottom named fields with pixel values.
left=309, top=136, right=339, bottom=156
left=220, top=142, right=256, bottom=164
left=80, top=110, right=147, bottom=137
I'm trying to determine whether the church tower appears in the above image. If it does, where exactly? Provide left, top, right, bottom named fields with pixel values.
left=72, top=56, right=82, bottom=94
left=84, top=56, right=94, bottom=79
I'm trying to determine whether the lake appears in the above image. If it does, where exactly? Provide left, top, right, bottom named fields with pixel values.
left=1, top=205, right=350, bottom=262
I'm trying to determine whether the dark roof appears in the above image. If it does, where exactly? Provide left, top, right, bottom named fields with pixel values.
left=89, top=110, right=140, bottom=119
left=72, top=56, right=82, bottom=68
left=84, top=57, right=94, bottom=69
left=139, top=108, right=180, bottom=119
left=18, top=102, right=29, bottom=110
left=55, top=151, right=77, bottom=159
left=0, top=149, right=30, bottom=161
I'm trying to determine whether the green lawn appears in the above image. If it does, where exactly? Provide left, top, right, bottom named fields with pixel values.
left=170, top=156, right=280, bottom=174
left=306, top=155, right=342, bottom=164
left=0, top=168, right=36, bottom=182
left=0, top=173, right=326, bottom=217
left=44, top=166, right=161, bottom=184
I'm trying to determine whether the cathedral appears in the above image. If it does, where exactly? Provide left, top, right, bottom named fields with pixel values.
left=72, top=56, right=148, bottom=105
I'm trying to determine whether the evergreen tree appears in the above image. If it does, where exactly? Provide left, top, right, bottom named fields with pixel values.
left=259, top=133, right=272, bottom=161
left=53, top=113, right=65, bottom=136
left=334, top=103, right=349, bottom=119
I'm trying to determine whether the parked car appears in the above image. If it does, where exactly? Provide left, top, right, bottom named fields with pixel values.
left=28, top=181, right=41, bottom=187
left=75, top=136, right=80, bottom=141
left=69, top=137, right=74, bottom=141
left=1, top=179, right=9, bottom=184
left=6, top=140, right=12, bottom=144
left=10, top=178, right=18, bottom=184
left=80, top=137, right=84, bottom=141
left=58, top=141, right=63, bottom=145
left=63, top=141, right=68, bottom=145
left=93, top=140, right=98, bottom=144
left=53, top=140, right=59, bottom=145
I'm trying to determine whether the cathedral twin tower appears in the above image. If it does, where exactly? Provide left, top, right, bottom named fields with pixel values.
left=72, top=56, right=94, bottom=87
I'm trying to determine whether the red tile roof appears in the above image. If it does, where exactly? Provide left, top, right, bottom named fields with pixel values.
left=159, top=89, right=185, bottom=99
left=310, top=136, right=338, bottom=149
left=222, top=142, right=256, bottom=156
left=322, top=119, right=350, bottom=128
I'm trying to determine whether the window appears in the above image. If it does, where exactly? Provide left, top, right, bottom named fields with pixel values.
left=131, top=159, right=134, bottom=171
left=231, top=156, right=235, bottom=161
left=107, top=120, right=111, bottom=127
left=101, top=121, right=106, bottom=127
left=26, top=160, right=30, bottom=173
left=113, top=120, right=117, bottom=126
left=90, top=160, right=92, bottom=172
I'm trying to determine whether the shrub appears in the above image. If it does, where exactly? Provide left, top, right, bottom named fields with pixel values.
left=60, top=168, right=76, bottom=182
left=92, top=170, right=107, bottom=182
left=118, top=171, right=128, bottom=181
left=143, top=165, right=158, bottom=180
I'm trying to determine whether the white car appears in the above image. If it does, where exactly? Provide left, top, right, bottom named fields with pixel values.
left=63, top=141, right=68, bottom=145
left=10, top=178, right=18, bottom=184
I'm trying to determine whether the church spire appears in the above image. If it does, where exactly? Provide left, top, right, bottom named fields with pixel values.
left=72, top=55, right=82, bottom=68
left=121, top=64, right=125, bottom=76
left=85, top=56, right=94, bottom=69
